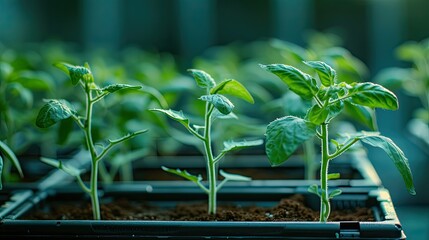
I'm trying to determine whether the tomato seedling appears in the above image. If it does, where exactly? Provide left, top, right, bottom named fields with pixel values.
left=36, top=62, right=147, bottom=220
left=261, top=61, right=416, bottom=222
left=152, top=69, right=262, bottom=215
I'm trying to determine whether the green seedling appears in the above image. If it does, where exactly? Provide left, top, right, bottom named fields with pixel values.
left=260, top=61, right=416, bottom=222
left=36, top=62, right=147, bottom=220
left=152, top=69, right=262, bottom=215
left=270, top=36, right=379, bottom=179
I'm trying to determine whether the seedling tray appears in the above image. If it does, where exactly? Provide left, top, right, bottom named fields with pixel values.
left=5, top=150, right=91, bottom=191
left=0, top=184, right=405, bottom=239
left=0, top=190, right=33, bottom=220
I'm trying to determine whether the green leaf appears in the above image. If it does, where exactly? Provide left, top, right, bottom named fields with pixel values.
left=306, top=101, right=344, bottom=125
left=200, top=94, right=234, bottom=115
left=308, top=184, right=320, bottom=197
left=41, top=157, right=82, bottom=177
left=6, top=82, right=33, bottom=108
left=210, top=79, right=254, bottom=103
left=219, top=170, right=251, bottom=182
left=328, top=173, right=340, bottom=180
left=265, top=116, right=317, bottom=166
left=212, top=110, right=238, bottom=121
left=0, top=140, right=23, bottom=178
left=161, top=166, right=202, bottom=184
left=396, top=42, right=424, bottom=62
left=101, top=84, right=141, bottom=93
left=54, top=62, right=93, bottom=85
left=12, top=71, right=54, bottom=91
left=260, top=64, right=318, bottom=100
left=36, top=99, right=75, bottom=128
left=0, top=62, right=13, bottom=79
left=317, top=85, right=347, bottom=101
left=306, top=105, right=328, bottom=125
left=150, top=109, right=190, bottom=128
left=327, top=101, right=344, bottom=120
left=303, top=61, right=336, bottom=86
left=221, top=139, right=263, bottom=154
left=347, top=82, right=398, bottom=110
left=331, top=139, right=341, bottom=149
left=329, top=189, right=342, bottom=199
left=187, top=69, right=216, bottom=89
left=139, top=85, right=169, bottom=109
left=356, top=132, right=416, bottom=195
left=344, top=101, right=378, bottom=130
left=53, top=62, right=71, bottom=75
left=281, top=91, right=312, bottom=116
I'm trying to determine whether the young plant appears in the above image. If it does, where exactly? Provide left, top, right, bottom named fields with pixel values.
left=152, top=69, right=262, bottom=215
left=36, top=62, right=147, bottom=220
left=260, top=61, right=416, bottom=222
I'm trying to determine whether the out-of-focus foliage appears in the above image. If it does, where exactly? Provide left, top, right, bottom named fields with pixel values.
left=0, top=41, right=190, bottom=182
left=374, top=38, right=429, bottom=148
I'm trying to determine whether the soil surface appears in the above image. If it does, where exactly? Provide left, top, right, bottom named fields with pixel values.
left=26, top=195, right=374, bottom=221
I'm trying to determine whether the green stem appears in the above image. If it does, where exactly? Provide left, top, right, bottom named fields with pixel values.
left=329, top=138, right=359, bottom=160
left=76, top=174, right=91, bottom=193
left=83, top=88, right=101, bottom=220
left=314, top=96, right=324, bottom=108
left=90, top=160, right=100, bottom=220
left=216, top=179, right=228, bottom=192
left=320, top=123, right=330, bottom=222
left=203, top=103, right=217, bottom=215
left=213, top=152, right=226, bottom=165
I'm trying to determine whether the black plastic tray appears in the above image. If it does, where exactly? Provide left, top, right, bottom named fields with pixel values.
left=0, top=184, right=405, bottom=239
left=7, top=148, right=382, bottom=191
left=0, top=190, right=33, bottom=219
left=4, top=150, right=90, bottom=191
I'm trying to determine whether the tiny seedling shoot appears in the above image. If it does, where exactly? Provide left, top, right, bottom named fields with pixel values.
left=260, top=61, right=416, bottom=222
left=36, top=63, right=147, bottom=220
left=152, top=69, right=262, bottom=215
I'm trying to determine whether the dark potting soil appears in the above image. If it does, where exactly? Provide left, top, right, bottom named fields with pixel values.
left=25, top=195, right=374, bottom=221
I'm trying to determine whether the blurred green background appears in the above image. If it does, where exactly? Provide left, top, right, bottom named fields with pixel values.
left=1, top=0, right=428, bottom=238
